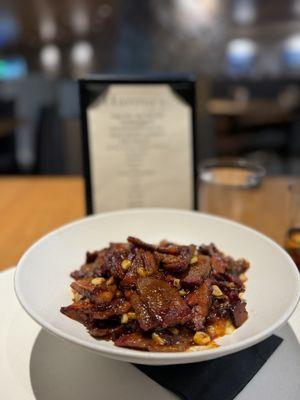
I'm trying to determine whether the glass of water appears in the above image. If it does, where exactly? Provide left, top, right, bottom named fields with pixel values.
left=198, top=158, right=266, bottom=223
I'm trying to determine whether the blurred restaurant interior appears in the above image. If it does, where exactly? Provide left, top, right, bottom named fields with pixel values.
left=1, top=0, right=300, bottom=176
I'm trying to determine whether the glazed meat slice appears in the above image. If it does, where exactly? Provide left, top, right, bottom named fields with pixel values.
left=130, top=292, right=158, bottom=331
left=71, top=279, right=116, bottom=306
left=121, top=250, right=144, bottom=288
left=71, top=263, right=96, bottom=280
left=135, top=277, right=191, bottom=330
left=154, top=252, right=188, bottom=272
left=198, top=243, right=220, bottom=256
left=91, top=298, right=131, bottom=320
left=121, top=249, right=158, bottom=288
left=225, top=258, right=250, bottom=276
left=60, top=300, right=92, bottom=324
left=199, top=243, right=227, bottom=273
left=61, top=298, right=131, bottom=322
left=230, top=301, right=248, bottom=327
left=155, top=245, right=195, bottom=273
left=157, top=240, right=184, bottom=255
left=141, top=250, right=157, bottom=275
left=186, top=279, right=212, bottom=330
left=104, top=243, right=133, bottom=280
left=127, top=237, right=157, bottom=252
left=115, top=330, right=192, bottom=352
left=181, top=255, right=211, bottom=287
left=88, top=324, right=125, bottom=339
left=128, top=236, right=182, bottom=255
left=211, top=254, right=226, bottom=273
left=71, top=248, right=108, bottom=280
left=115, top=333, right=151, bottom=350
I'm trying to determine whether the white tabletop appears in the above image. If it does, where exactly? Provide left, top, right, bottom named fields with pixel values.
left=1, top=267, right=300, bottom=400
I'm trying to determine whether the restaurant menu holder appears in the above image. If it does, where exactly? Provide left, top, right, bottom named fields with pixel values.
left=79, top=75, right=197, bottom=214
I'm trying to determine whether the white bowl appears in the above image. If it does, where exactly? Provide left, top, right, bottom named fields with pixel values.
left=15, top=209, right=300, bottom=365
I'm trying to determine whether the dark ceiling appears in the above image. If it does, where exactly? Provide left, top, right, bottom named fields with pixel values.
left=1, top=0, right=300, bottom=74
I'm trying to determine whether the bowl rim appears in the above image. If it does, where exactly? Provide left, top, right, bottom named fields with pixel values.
left=14, top=208, right=300, bottom=363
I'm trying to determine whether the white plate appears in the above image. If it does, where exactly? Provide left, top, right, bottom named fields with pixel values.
left=3, top=268, right=300, bottom=399
left=14, top=208, right=300, bottom=365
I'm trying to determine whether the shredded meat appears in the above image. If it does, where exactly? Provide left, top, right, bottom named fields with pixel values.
left=61, top=237, right=249, bottom=351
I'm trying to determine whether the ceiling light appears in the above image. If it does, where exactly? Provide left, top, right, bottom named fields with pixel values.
left=40, top=44, right=61, bottom=73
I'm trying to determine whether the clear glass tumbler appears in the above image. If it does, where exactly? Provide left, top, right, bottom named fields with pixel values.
left=284, top=182, right=300, bottom=270
left=198, top=158, right=266, bottom=222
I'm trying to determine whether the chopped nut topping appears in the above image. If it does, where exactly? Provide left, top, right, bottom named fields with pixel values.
left=71, top=289, right=83, bottom=302
left=190, top=256, right=198, bottom=264
left=106, top=276, right=115, bottom=285
left=152, top=332, right=166, bottom=345
left=137, top=267, right=147, bottom=277
left=212, top=285, right=223, bottom=297
left=127, top=312, right=136, bottom=320
left=173, top=278, right=181, bottom=289
left=121, top=313, right=129, bottom=324
left=91, top=277, right=105, bottom=285
left=121, top=259, right=132, bottom=270
left=193, top=331, right=211, bottom=345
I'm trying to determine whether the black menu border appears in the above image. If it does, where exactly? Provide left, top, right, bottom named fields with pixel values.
left=79, top=74, right=197, bottom=214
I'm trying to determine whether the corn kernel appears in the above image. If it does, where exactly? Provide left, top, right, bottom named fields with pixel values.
left=121, top=259, right=132, bottom=270
left=91, top=277, right=105, bottom=285
left=137, top=267, right=147, bottom=277
left=179, top=289, right=186, bottom=296
left=152, top=333, right=165, bottom=345
left=190, top=256, right=198, bottom=264
left=193, top=331, right=211, bottom=345
left=239, top=273, right=247, bottom=283
left=212, top=285, right=223, bottom=297
left=121, top=313, right=128, bottom=324
left=173, top=278, right=181, bottom=289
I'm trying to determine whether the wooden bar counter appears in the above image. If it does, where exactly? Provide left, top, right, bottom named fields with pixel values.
left=0, top=175, right=298, bottom=271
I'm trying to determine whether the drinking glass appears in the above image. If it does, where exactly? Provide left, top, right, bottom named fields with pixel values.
left=198, top=158, right=266, bottom=222
left=284, top=182, right=300, bottom=270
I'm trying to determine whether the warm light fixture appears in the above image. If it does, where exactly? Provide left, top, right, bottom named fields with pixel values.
left=174, top=0, right=220, bottom=32
left=227, top=38, right=257, bottom=60
left=232, top=0, right=256, bottom=26
left=226, top=38, right=257, bottom=75
left=292, top=0, right=300, bottom=16
left=97, top=3, right=113, bottom=18
left=71, top=41, right=93, bottom=68
left=283, top=34, right=300, bottom=68
left=39, top=44, right=61, bottom=73
left=39, top=15, right=57, bottom=41
left=70, top=5, right=89, bottom=35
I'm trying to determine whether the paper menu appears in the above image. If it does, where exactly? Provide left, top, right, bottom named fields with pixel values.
left=87, top=84, right=194, bottom=212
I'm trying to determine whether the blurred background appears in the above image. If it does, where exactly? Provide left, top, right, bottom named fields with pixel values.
left=1, top=0, right=300, bottom=176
